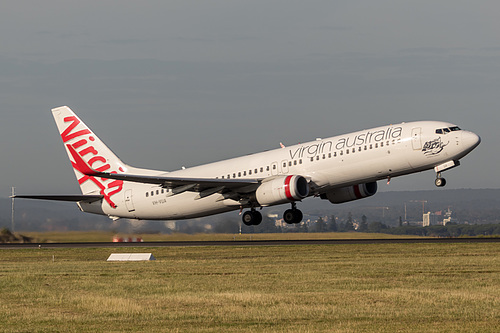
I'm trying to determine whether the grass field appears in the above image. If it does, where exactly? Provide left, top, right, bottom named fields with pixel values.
left=1, top=242, right=498, bottom=332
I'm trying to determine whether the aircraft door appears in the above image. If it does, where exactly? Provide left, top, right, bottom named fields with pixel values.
left=411, top=127, right=422, bottom=150
left=124, top=189, right=135, bottom=212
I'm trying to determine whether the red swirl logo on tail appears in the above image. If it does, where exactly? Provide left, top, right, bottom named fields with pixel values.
left=61, top=116, right=123, bottom=208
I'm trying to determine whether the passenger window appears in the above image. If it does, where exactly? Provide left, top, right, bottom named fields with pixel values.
left=310, top=157, right=314, bottom=162
left=233, top=173, right=236, bottom=178
left=293, top=160, right=297, bottom=165
left=316, top=156, right=320, bottom=160
left=243, top=171, right=246, bottom=176
left=248, top=170, right=252, bottom=175
left=146, top=192, right=149, bottom=197
left=238, top=172, right=241, bottom=177
left=255, top=168, right=258, bottom=173
left=299, top=159, right=302, bottom=164
left=346, top=150, right=349, bottom=155
left=289, top=161, right=292, bottom=167
left=151, top=191, right=154, bottom=196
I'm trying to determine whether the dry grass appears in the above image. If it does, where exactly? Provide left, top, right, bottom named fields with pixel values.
left=0, top=243, right=498, bottom=332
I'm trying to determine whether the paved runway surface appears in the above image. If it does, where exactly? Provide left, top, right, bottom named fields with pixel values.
left=1, top=237, right=498, bottom=249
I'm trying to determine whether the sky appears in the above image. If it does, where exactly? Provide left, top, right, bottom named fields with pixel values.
left=1, top=1, right=499, bottom=197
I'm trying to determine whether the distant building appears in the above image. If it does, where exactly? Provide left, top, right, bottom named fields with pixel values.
left=423, top=212, right=438, bottom=227
left=164, top=221, right=177, bottom=230
left=442, top=208, right=454, bottom=225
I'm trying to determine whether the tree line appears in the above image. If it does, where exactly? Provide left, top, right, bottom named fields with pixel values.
left=237, top=214, right=500, bottom=237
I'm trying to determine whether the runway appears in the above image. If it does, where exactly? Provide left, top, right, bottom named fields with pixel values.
left=1, top=237, right=498, bottom=249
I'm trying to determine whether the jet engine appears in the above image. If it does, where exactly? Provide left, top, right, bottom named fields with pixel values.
left=320, top=182, right=377, bottom=204
left=256, top=175, right=309, bottom=206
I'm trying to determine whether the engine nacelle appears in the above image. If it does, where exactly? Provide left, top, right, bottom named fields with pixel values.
left=256, top=175, right=309, bottom=206
left=320, top=182, right=377, bottom=204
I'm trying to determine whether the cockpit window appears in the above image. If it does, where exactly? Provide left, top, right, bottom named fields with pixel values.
left=436, top=126, right=461, bottom=134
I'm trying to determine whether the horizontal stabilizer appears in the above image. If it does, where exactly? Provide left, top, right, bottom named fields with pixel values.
left=12, top=194, right=103, bottom=203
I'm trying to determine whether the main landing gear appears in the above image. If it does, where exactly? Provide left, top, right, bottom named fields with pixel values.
left=435, top=172, right=447, bottom=187
left=242, top=209, right=262, bottom=226
left=241, top=203, right=304, bottom=226
left=283, top=202, right=303, bottom=224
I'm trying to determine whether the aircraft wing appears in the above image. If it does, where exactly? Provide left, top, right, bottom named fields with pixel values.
left=87, top=172, right=259, bottom=188
left=67, top=144, right=260, bottom=193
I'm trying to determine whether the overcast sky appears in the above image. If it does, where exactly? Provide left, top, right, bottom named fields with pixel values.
left=1, top=1, right=499, bottom=196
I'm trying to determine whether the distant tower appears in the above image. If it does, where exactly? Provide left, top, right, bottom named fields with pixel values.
left=11, top=187, right=15, bottom=232
left=411, top=200, right=428, bottom=217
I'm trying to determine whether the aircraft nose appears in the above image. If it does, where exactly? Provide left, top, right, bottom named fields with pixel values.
left=462, top=131, right=481, bottom=151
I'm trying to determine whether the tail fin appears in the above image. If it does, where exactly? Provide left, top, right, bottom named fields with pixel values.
left=52, top=106, right=127, bottom=207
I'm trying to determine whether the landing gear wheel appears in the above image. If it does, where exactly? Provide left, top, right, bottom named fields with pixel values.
left=435, top=177, right=446, bottom=187
left=283, top=209, right=303, bottom=224
left=283, top=209, right=294, bottom=224
left=242, top=210, right=263, bottom=226
left=252, top=211, right=262, bottom=225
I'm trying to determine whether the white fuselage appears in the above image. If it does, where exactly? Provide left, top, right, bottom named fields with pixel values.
left=79, top=120, right=480, bottom=220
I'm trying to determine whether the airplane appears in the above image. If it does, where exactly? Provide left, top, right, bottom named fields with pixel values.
left=14, top=106, right=481, bottom=226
